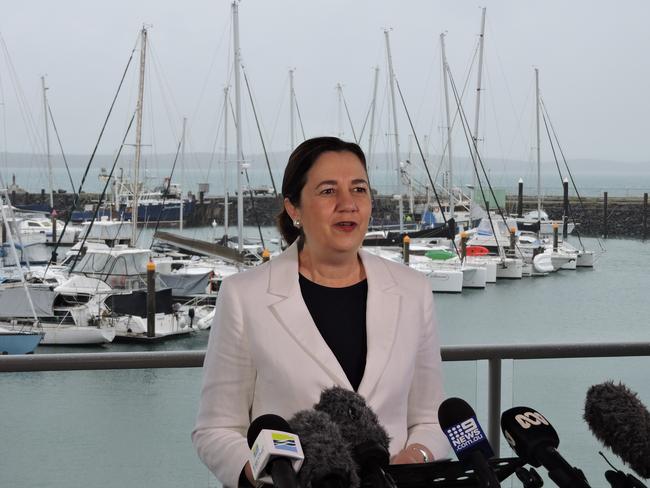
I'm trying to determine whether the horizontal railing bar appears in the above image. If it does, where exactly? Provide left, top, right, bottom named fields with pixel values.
left=441, top=342, right=650, bottom=361
left=0, top=350, right=205, bottom=372
left=2, top=342, right=650, bottom=373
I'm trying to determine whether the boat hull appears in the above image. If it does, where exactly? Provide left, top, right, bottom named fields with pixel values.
left=462, top=265, right=487, bottom=289
left=0, top=330, right=43, bottom=354
left=496, top=258, right=523, bottom=279
left=577, top=251, right=595, bottom=267
left=40, top=325, right=115, bottom=345
left=412, top=265, right=463, bottom=293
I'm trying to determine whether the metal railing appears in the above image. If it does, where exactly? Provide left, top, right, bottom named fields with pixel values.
left=3, top=341, right=650, bottom=455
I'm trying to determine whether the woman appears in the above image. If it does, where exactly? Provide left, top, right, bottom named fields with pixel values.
left=192, top=137, right=447, bottom=487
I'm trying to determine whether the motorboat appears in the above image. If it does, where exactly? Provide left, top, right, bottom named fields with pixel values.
left=55, top=245, right=193, bottom=341
left=514, top=210, right=575, bottom=236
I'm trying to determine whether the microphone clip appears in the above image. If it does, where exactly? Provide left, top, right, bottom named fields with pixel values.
left=515, top=466, right=544, bottom=488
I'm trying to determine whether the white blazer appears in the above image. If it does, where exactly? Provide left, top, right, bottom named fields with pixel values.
left=192, top=241, right=448, bottom=487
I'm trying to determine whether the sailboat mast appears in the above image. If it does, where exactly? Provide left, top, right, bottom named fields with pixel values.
left=535, top=67, right=541, bottom=229
left=223, top=86, right=229, bottom=239
left=132, top=25, right=147, bottom=245
left=440, top=33, right=455, bottom=221
left=367, top=66, right=380, bottom=174
left=289, top=68, right=295, bottom=149
left=41, top=76, right=53, bottom=210
left=471, top=7, right=486, bottom=208
left=384, top=29, right=403, bottom=232
left=232, top=1, right=244, bottom=253
left=180, top=116, right=186, bottom=232
left=336, top=83, right=343, bottom=138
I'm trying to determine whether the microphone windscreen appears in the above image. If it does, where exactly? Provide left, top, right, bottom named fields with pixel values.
left=314, top=386, right=390, bottom=469
left=289, top=409, right=360, bottom=488
left=314, top=386, right=390, bottom=451
left=584, top=381, right=650, bottom=479
left=438, top=397, right=476, bottom=430
left=247, top=414, right=293, bottom=448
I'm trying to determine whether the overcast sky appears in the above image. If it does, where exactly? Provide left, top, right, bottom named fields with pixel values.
left=2, top=0, right=649, bottom=165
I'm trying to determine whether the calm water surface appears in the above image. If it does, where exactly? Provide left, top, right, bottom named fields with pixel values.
left=1, top=237, right=649, bottom=487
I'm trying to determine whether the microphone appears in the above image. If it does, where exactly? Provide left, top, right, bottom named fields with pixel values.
left=437, top=397, right=501, bottom=488
left=289, top=409, right=360, bottom=488
left=314, top=386, right=394, bottom=488
left=500, top=406, right=590, bottom=488
left=584, top=381, right=650, bottom=481
left=247, top=414, right=304, bottom=488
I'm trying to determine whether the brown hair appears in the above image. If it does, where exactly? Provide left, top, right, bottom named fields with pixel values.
left=276, top=136, right=368, bottom=245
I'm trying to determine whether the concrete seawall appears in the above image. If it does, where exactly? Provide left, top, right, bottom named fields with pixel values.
left=8, top=191, right=649, bottom=240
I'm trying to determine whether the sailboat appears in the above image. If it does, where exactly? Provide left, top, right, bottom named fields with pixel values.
left=152, top=2, right=269, bottom=304
left=0, top=327, right=43, bottom=355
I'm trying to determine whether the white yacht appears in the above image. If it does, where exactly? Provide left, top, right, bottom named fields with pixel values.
left=363, top=246, right=464, bottom=294
left=56, top=246, right=193, bottom=341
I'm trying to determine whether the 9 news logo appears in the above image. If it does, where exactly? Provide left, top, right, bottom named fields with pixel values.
left=445, top=417, right=485, bottom=451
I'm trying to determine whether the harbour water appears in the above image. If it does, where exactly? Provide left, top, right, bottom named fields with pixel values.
left=1, top=236, right=650, bottom=487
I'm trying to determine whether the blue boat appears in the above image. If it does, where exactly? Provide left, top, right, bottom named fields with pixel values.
left=0, top=328, right=44, bottom=355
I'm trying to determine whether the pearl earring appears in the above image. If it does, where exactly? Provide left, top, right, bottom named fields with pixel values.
left=293, top=219, right=301, bottom=228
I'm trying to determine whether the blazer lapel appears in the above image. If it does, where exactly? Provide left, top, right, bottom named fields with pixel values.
left=357, top=250, right=401, bottom=398
left=267, top=242, right=352, bottom=389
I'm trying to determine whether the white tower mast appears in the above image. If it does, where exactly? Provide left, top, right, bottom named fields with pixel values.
left=41, top=76, right=54, bottom=210
left=336, top=83, right=344, bottom=138
left=470, top=7, right=486, bottom=210
left=367, top=66, right=380, bottom=174
left=384, top=29, right=404, bottom=232
left=223, top=86, right=229, bottom=240
left=440, top=33, right=455, bottom=221
left=289, top=68, right=295, bottom=148
left=179, top=116, right=186, bottom=231
left=132, top=26, right=147, bottom=245
left=535, top=67, right=542, bottom=231
left=232, top=1, right=244, bottom=253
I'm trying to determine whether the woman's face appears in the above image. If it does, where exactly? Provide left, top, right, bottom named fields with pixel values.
left=285, top=150, right=371, bottom=258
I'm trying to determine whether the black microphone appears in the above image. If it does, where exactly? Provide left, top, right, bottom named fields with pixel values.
left=314, top=386, right=394, bottom=488
left=247, top=414, right=303, bottom=488
left=584, top=381, right=650, bottom=482
left=437, top=397, right=501, bottom=488
left=501, top=406, right=590, bottom=488
left=289, top=409, right=360, bottom=488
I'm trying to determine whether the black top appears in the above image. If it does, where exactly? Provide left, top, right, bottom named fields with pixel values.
left=299, top=274, right=368, bottom=391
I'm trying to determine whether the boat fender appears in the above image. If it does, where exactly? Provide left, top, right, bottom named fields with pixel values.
left=188, top=308, right=195, bottom=328
left=207, top=271, right=215, bottom=293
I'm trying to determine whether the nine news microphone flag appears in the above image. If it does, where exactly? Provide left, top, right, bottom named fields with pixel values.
left=438, top=397, right=501, bottom=488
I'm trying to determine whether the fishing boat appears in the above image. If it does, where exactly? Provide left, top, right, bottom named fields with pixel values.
left=110, top=177, right=196, bottom=225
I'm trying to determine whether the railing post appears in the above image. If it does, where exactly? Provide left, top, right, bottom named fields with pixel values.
left=603, top=191, right=608, bottom=239
left=488, top=358, right=502, bottom=456
left=643, top=192, right=648, bottom=241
